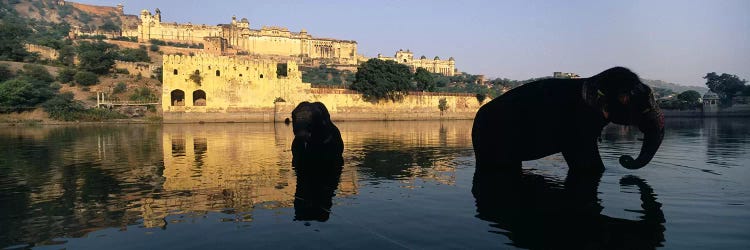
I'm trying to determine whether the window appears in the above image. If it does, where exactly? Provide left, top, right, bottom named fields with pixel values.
left=170, top=89, right=185, bottom=106
left=216, top=70, right=220, bottom=76
left=193, top=90, right=206, bottom=106
left=260, top=74, right=264, bottom=79
left=173, top=69, right=178, bottom=75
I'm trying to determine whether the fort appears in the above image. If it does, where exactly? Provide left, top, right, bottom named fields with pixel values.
left=161, top=54, right=485, bottom=123
left=378, top=49, right=456, bottom=76
left=136, top=9, right=358, bottom=65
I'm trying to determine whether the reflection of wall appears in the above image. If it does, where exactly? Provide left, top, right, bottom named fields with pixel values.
left=149, top=121, right=472, bottom=226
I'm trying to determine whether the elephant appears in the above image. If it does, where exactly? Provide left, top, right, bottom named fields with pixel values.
left=472, top=170, right=666, bottom=249
left=472, top=67, right=665, bottom=173
left=291, top=101, right=344, bottom=162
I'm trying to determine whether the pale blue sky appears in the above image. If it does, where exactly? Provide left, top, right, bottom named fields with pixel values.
left=76, top=0, right=749, bottom=86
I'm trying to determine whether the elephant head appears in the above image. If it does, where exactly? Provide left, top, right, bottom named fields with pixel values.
left=292, top=101, right=333, bottom=146
left=585, top=67, right=665, bottom=169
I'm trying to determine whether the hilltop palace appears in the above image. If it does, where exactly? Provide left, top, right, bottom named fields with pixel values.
left=133, top=8, right=455, bottom=75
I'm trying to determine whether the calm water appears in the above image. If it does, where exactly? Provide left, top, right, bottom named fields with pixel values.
left=0, top=119, right=748, bottom=249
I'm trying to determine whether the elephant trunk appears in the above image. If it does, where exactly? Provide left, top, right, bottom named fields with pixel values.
left=619, top=109, right=665, bottom=169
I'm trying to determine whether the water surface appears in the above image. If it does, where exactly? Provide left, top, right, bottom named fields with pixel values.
left=0, top=119, right=748, bottom=249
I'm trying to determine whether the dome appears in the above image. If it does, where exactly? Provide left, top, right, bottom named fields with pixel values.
left=703, top=91, right=719, bottom=100
left=241, top=18, right=249, bottom=23
left=300, top=28, right=307, bottom=33
left=448, top=57, right=454, bottom=61
left=434, top=56, right=440, bottom=60
left=420, top=55, right=427, bottom=59
left=141, top=9, right=150, bottom=15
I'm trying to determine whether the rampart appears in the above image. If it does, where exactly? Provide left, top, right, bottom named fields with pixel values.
left=114, top=60, right=159, bottom=77
left=25, top=44, right=59, bottom=61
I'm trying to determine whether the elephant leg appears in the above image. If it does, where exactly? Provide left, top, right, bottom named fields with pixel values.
left=562, top=141, right=605, bottom=174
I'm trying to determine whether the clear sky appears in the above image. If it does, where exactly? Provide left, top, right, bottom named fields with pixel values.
left=75, top=0, right=749, bottom=86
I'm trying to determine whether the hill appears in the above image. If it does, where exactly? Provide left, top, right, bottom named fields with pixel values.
left=1, top=0, right=139, bottom=34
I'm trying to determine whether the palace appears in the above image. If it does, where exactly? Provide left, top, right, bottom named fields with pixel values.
left=377, top=49, right=456, bottom=76
left=137, top=9, right=358, bottom=65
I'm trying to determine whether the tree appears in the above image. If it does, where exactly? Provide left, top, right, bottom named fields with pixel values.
left=704, top=72, right=747, bottom=105
left=76, top=41, right=119, bottom=75
left=350, top=58, right=415, bottom=102
left=117, top=47, right=150, bottom=62
left=57, top=67, right=77, bottom=84
left=0, top=16, right=30, bottom=61
left=0, top=63, right=14, bottom=82
left=438, top=98, right=448, bottom=116
left=73, top=71, right=99, bottom=86
left=676, top=90, right=701, bottom=107
left=414, top=67, right=436, bottom=92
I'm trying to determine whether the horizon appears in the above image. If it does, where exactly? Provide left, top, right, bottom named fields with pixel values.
left=73, top=0, right=749, bottom=87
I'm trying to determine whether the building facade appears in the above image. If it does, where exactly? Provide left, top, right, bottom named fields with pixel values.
left=138, top=9, right=358, bottom=64
left=377, top=49, right=456, bottom=76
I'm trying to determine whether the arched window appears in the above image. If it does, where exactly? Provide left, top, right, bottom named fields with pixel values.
left=216, top=70, right=220, bottom=76
left=173, top=69, right=178, bottom=75
left=260, top=74, right=264, bottom=79
left=193, top=90, right=206, bottom=106
left=171, top=89, right=185, bottom=106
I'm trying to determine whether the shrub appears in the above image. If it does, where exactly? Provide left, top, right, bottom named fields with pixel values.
left=42, top=92, right=85, bottom=121
left=129, top=87, right=156, bottom=102
left=74, top=71, right=99, bottom=86
left=149, top=44, right=159, bottom=52
left=118, top=47, right=150, bottom=62
left=113, top=82, right=126, bottom=94
left=0, top=63, right=14, bottom=82
left=57, top=67, right=77, bottom=84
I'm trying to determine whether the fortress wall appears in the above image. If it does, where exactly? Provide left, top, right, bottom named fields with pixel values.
left=161, top=55, right=484, bottom=123
left=25, top=44, right=59, bottom=61
left=114, top=60, right=158, bottom=76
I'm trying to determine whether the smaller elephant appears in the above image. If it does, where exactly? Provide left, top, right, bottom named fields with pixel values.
left=291, top=101, right=344, bottom=162
left=472, top=67, right=664, bottom=173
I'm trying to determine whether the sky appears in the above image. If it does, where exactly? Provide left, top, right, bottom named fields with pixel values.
left=74, top=0, right=749, bottom=86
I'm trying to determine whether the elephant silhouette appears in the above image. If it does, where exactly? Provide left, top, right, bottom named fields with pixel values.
left=472, top=67, right=665, bottom=173
left=292, top=155, right=343, bottom=222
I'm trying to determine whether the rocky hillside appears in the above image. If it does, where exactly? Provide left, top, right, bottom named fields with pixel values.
left=1, top=0, right=139, bottom=32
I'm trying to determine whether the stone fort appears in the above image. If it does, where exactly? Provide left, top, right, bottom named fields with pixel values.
left=378, top=49, right=456, bottom=76
left=137, top=9, right=358, bottom=65
left=162, top=54, right=483, bottom=123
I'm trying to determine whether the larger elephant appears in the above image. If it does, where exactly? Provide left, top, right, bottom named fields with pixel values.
left=472, top=67, right=664, bottom=173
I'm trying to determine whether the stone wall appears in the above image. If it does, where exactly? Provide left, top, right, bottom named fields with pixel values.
left=114, top=60, right=158, bottom=77
left=25, top=44, right=59, bottom=61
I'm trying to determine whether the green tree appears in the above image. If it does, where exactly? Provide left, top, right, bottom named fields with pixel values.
left=76, top=40, right=119, bottom=75
left=19, top=64, right=54, bottom=83
left=57, top=67, right=77, bottom=84
left=0, top=16, right=30, bottom=61
left=438, top=98, right=448, bottom=115
left=42, top=92, right=86, bottom=121
left=414, top=67, right=435, bottom=92
left=57, top=44, right=76, bottom=66
left=0, top=63, right=14, bottom=82
left=350, top=58, right=415, bottom=102
left=677, top=90, right=701, bottom=107
left=0, top=70, right=57, bottom=113
left=117, top=47, right=150, bottom=62
left=73, top=71, right=99, bottom=86
left=704, top=72, right=747, bottom=105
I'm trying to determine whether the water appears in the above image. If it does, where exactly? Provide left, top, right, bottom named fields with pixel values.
left=0, top=119, right=748, bottom=249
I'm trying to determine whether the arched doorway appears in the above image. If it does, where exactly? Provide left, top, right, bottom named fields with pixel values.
left=171, top=89, right=185, bottom=106
left=193, top=90, right=206, bottom=106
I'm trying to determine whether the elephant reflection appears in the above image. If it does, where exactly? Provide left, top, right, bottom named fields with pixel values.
left=292, top=156, right=344, bottom=222
left=472, top=171, right=665, bottom=249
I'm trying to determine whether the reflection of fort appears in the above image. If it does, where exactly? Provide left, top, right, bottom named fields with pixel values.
left=148, top=121, right=472, bottom=227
